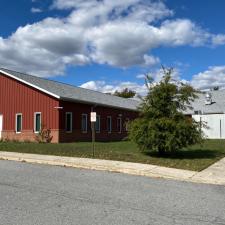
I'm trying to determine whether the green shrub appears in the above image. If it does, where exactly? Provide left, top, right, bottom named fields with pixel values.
left=35, top=125, right=53, bottom=143
left=129, top=67, right=204, bottom=155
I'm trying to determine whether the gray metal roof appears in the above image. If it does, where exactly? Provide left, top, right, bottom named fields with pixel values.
left=0, top=68, right=140, bottom=111
left=185, top=90, right=225, bottom=114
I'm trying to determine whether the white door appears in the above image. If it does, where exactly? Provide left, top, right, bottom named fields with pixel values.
left=0, top=115, right=2, bottom=139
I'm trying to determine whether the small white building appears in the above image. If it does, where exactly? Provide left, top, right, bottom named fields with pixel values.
left=186, top=90, right=225, bottom=139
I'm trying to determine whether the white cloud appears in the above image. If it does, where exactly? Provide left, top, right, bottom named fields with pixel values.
left=191, top=66, right=225, bottom=90
left=80, top=80, right=147, bottom=96
left=86, top=21, right=161, bottom=67
left=0, top=0, right=224, bottom=76
left=136, top=74, right=146, bottom=79
left=144, top=54, right=160, bottom=66
left=0, top=17, right=88, bottom=76
left=81, top=65, right=225, bottom=96
left=80, top=67, right=184, bottom=96
left=80, top=81, right=115, bottom=93
left=136, top=67, right=183, bottom=84
left=157, top=19, right=211, bottom=47
left=31, top=7, right=43, bottom=13
left=212, top=34, right=225, bottom=46
left=53, top=0, right=173, bottom=24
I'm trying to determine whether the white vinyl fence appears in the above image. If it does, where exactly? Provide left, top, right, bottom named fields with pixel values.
left=192, top=114, right=225, bottom=139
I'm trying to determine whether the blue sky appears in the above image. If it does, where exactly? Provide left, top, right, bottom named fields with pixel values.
left=0, top=0, right=225, bottom=94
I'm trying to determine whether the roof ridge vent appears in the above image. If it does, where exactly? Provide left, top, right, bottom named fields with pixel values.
left=205, top=92, right=212, bottom=105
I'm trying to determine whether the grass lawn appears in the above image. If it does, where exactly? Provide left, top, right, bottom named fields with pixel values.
left=0, top=140, right=225, bottom=171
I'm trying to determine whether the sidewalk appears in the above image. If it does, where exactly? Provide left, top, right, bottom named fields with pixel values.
left=0, top=151, right=224, bottom=185
left=191, top=157, right=225, bottom=185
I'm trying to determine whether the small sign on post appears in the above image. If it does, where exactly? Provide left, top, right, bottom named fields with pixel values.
left=90, top=112, right=97, bottom=122
left=90, top=112, right=96, bottom=157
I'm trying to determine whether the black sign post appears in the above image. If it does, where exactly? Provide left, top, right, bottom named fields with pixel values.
left=91, top=121, right=95, bottom=157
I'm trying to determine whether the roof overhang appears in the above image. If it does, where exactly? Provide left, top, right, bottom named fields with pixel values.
left=0, top=69, right=60, bottom=99
left=60, top=97, right=139, bottom=112
left=0, top=69, right=140, bottom=111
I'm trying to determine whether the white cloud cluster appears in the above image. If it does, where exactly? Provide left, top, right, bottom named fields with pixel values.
left=31, top=7, right=43, bottom=13
left=136, top=74, right=146, bottom=79
left=80, top=68, right=183, bottom=97
left=136, top=68, right=181, bottom=81
left=80, top=80, right=147, bottom=96
left=191, top=66, right=225, bottom=90
left=212, top=34, right=225, bottom=46
left=0, top=0, right=224, bottom=76
left=81, top=66, right=225, bottom=96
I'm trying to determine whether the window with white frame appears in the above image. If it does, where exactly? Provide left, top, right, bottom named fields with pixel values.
left=107, top=116, right=112, bottom=133
left=81, top=114, right=87, bottom=132
left=117, top=117, right=122, bottom=133
left=34, top=112, right=41, bottom=133
left=65, top=112, right=72, bottom=132
left=125, top=118, right=130, bottom=131
left=95, top=115, right=100, bottom=133
left=15, top=113, right=22, bottom=133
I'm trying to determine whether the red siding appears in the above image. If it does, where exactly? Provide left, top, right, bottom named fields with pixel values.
left=0, top=72, right=59, bottom=142
left=58, top=100, right=138, bottom=142
left=0, top=72, right=138, bottom=143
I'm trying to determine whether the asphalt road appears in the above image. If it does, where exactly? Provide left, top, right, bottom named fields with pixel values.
left=0, top=160, right=225, bottom=225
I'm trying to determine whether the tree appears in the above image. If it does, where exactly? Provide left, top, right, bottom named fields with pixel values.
left=128, top=67, right=204, bottom=155
left=114, top=88, right=136, bottom=98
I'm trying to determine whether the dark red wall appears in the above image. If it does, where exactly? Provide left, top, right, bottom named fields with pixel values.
left=0, top=72, right=59, bottom=132
left=58, top=100, right=138, bottom=142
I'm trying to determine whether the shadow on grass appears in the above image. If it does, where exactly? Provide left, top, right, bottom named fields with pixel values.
left=144, top=149, right=220, bottom=159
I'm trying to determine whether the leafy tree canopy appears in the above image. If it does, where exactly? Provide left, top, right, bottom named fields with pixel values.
left=114, top=88, right=136, bottom=98
left=128, top=67, right=204, bottom=155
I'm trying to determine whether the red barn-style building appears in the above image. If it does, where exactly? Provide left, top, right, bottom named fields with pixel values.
left=0, top=68, right=139, bottom=143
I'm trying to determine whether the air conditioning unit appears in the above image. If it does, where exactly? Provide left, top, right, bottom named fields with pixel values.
left=205, top=92, right=212, bottom=105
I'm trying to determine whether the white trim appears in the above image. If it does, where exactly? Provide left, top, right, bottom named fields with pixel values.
left=117, top=117, right=122, bottom=133
left=95, top=115, right=100, bottom=133
left=107, top=116, right=112, bottom=133
left=81, top=114, right=88, bottom=133
left=0, top=114, right=3, bottom=139
left=125, top=118, right=130, bottom=132
left=15, top=113, right=22, bottom=134
left=34, top=112, right=41, bottom=133
left=65, top=112, right=73, bottom=133
left=0, top=70, right=60, bottom=99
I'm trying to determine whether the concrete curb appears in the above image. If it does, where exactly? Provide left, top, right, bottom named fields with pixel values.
left=0, top=151, right=224, bottom=185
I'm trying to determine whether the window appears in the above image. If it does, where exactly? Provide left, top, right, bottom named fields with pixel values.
left=81, top=114, right=87, bottom=132
left=65, top=112, right=72, bottom=132
left=95, top=115, right=100, bottom=133
left=34, top=112, right=41, bottom=133
left=15, top=113, right=22, bottom=133
left=194, top=110, right=202, bottom=115
left=117, top=117, right=122, bottom=133
left=125, top=118, right=130, bottom=131
left=107, top=116, right=112, bottom=133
